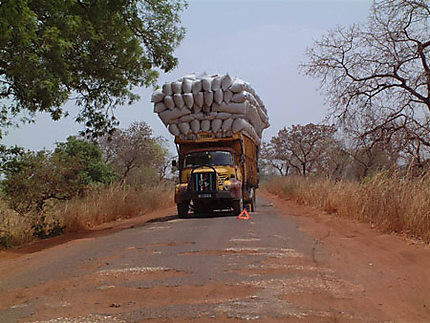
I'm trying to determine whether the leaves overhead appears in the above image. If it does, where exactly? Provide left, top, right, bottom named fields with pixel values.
left=0, top=0, right=187, bottom=138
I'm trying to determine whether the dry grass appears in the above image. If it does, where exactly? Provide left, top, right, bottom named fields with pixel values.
left=60, top=183, right=174, bottom=232
left=264, top=174, right=430, bottom=242
left=0, top=183, right=174, bottom=248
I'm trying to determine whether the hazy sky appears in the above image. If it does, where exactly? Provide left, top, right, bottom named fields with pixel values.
left=2, top=0, right=372, bottom=152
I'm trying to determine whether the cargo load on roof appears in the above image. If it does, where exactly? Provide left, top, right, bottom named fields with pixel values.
left=151, top=73, right=269, bottom=144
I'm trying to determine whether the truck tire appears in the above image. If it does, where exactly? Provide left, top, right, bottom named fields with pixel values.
left=232, top=198, right=243, bottom=216
left=177, top=202, right=189, bottom=218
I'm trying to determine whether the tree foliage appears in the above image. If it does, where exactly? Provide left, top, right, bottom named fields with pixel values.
left=301, top=0, right=430, bottom=148
left=98, top=121, right=169, bottom=185
left=0, top=0, right=187, bottom=138
left=1, top=137, right=115, bottom=214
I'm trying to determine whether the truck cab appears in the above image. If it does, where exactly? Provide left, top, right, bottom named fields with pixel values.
left=174, top=132, right=258, bottom=218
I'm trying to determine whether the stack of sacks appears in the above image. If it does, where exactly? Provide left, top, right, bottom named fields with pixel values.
left=151, top=73, right=269, bottom=144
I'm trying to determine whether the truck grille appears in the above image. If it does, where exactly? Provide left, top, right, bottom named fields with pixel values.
left=217, top=172, right=229, bottom=187
left=191, top=172, right=217, bottom=192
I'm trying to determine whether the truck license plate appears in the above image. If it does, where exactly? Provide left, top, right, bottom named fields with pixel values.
left=198, top=194, right=212, bottom=198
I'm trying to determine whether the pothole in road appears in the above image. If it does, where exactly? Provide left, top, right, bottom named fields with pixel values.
left=179, top=247, right=305, bottom=258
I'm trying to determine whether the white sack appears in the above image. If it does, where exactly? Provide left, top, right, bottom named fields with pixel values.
left=223, top=90, right=233, bottom=103
left=162, top=83, right=173, bottom=96
left=191, top=119, right=200, bottom=133
left=151, top=89, right=164, bottom=103
left=202, top=78, right=212, bottom=91
left=183, top=93, right=194, bottom=108
left=246, top=105, right=262, bottom=127
left=159, top=108, right=191, bottom=125
left=204, top=91, right=213, bottom=106
left=201, top=120, right=211, bottom=132
left=168, top=124, right=180, bottom=136
left=182, top=79, right=193, bottom=93
left=154, top=102, right=167, bottom=113
left=192, top=80, right=202, bottom=94
left=173, top=93, right=185, bottom=108
left=202, top=105, right=211, bottom=113
left=172, top=81, right=182, bottom=94
left=178, top=122, right=190, bottom=135
left=211, top=119, right=222, bottom=133
left=221, top=74, right=233, bottom=90
left=194, top=92, right=204, bottom=108
left=222, top=118, right=234, bottom=132
left=231, top=91, right=246, bottom=103
left=212, top=77, right=221, bottom=91
left=164, top=95, right=175, bottom=110
left=179, top=114, right=195, bottom=123
left=194, top=112, right=205, bottom=120
left=230, top=79, right=245, bottom=93
left=205, top=112, right=217, bottom=120
left=214, top=89, right=223, bottom=104
left=216, top=112, right=232, bottom=120
left=192, top=103, right=202, bottom=114
left=213, top=102, right=248, bottom=115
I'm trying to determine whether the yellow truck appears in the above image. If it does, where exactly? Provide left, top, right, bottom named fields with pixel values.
left=173, top=132, right=259, bottom=217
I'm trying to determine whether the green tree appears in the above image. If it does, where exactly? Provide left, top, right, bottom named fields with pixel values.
left=0, top=0, right=187, bottom=138
left=54, top=136, right=117, bottom=185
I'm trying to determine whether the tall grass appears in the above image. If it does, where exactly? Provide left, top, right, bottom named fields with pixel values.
left=0, top=183, right=174, bottom=248
left=264, top=174, right=430, bottom=242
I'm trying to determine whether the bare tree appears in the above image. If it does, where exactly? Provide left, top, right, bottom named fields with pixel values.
left=260, top=142, right=290, bottom=176
left=301, top=0, right=430, bottom=149
left=270, top=124, right=336, bottom=177
left=98, top=121, right=169, bottom=185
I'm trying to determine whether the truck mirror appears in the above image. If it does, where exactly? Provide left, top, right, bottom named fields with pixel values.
left=172, top=160, right=177, bottom=167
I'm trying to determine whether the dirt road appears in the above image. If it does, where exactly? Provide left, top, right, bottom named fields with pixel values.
left=0, top=193, right=429, bottom=322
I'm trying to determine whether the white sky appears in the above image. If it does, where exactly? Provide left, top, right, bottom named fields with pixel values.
left=2, top=0, right=372, bottom=152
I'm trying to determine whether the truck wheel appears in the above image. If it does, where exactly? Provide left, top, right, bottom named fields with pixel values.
left=232, top=198, right=243, bottom=216
left=177, top=202, right=189, bottom=218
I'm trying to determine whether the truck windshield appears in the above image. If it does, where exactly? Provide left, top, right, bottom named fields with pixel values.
left=184, top=151, right=233, bottom=168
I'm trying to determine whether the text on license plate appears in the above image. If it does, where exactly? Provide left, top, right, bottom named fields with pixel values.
left=198, top=194, right=212, bottom=198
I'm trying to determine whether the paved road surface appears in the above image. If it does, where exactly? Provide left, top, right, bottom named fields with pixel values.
left=0, top=195, right=429, bottom=322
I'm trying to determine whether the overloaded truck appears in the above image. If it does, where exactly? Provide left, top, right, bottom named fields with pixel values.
left=152, top=73, right=269, bottom=217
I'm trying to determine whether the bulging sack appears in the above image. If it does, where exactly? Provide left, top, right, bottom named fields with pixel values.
left=154, top=102, right=167, bottom=113
left=159, top=108, right=191, bottom=125
left=221, top=74, right=233, bottom=90
left=194, top=92, right=204, bottom=108
left=223, top=90, right=233, bottom=103
left=231, top=91, right=246, bottom=103
left=151, top=89, right=164, bottom=103
left=164, top=95, right=175, bottom=110
left=212, top=77, right=221, bottom=91
left=222, top=118, right=234, bottom=132
left=214, top=89, right=223, bottom=104
left=211, top=119, right=222, bottom=133
left=230, top=79, right=245, bottom=93
left=191, top=119, right=200, bottom=133
left=192, top=80, right=202, bottom=94
left=201, top=119, right=211, bottom=132
left=168, top=124, right=180, bottom=136
left=202, top=78, right=212, bottom=91
left=172, top=81, right=182, bottom=94
left=173, top=93, right=185, bottom=108
left=178, top=122, right=190, bottom=135
left=162, top=83, right=173, bottom=96
left=204, top=91, right=214, bottom=106
left=182, top=79, right=193, bottom=93
left=183, top=93, right=194, bottom=108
